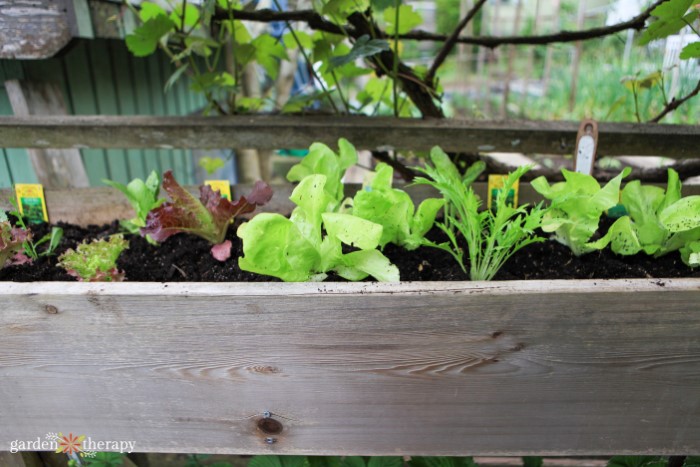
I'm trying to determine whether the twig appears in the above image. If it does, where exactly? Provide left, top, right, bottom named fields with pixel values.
left=269, top=0, right=340, bottom=114
left=346, top=12, right=444, bottom=118
left=213, top=8, right=347, bottom=36
left=211, top=0, right=666, bottom=49
left=392, top=0, right=400, bottom=117
left=647, top=78, right=700, bottom=123
left=371, top=150, right=416, bottom=181
left=426, top=0, right=488, bottom=84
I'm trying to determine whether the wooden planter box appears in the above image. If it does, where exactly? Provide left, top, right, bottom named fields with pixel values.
left=1, top=186, right=699, bottom=456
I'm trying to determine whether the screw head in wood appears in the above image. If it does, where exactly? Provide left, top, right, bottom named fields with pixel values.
left=265, top=437, right=277, bottom=445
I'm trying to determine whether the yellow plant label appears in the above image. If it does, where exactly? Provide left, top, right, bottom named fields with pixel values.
left=487, top=174, right=519, bottom=211
left=205, top=180, right=232, bottom=200
left=14, top=183, right=49, bottom=223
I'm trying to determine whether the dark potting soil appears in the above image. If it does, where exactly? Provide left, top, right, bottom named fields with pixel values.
left=1, top=217, right=698, bottom=282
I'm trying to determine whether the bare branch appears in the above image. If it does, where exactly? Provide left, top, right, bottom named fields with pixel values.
left=426, top=0, right=488, bottom=84
left=214, top=0, right=666, bottom=49
left=648, top=79, right=700, bottom=123
left=213, top=8, right=347, bottom=36
left=346, top=13, right=444, bottom=118
left=400, top=0, right=663, bottom=48
left=371, top=151, right=416, bottom=181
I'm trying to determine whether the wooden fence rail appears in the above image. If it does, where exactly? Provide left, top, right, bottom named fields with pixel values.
left=0, top=115, right=698, bottom=157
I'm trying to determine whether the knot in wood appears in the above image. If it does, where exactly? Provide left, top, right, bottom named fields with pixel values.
left=45, top=305, right=59, bottom=314
left=257, top=417, right=283, bottom=435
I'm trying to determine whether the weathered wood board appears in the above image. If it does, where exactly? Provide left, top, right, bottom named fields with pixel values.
left=0, top=0, right=74, bottom=59
left=1, top=279, right=699, bottom=455
left=5, top=80, right=90, bottom=188
left=0, top=115, right=699, bottom=157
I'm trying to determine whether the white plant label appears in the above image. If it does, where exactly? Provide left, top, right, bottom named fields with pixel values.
left=575, top=135, right=596, bottom=175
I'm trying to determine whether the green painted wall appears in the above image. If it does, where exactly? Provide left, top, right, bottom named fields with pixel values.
left=0, top=38, right=206, bottom=188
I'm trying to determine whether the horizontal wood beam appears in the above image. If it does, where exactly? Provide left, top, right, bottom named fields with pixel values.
left=0, top=115, right=698, bottom=157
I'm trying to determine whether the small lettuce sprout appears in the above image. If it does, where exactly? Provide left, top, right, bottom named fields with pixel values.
left=0, top=211, right=31, bottom=269
left=238, top=174, right=399, bottom=282
left=587, top=169, right=700, bottom=267
left=531, top=167, right=631, bottom=256
left=286, top=138, right=357, bottom=207
left=103, top=170, right=164, bottom=237
left=353, top=163, right=444, bottom=250
left=141, top=171, right=272, bottom=261
left=57, top=235, right=129, bottom=282
left=413, top=147, right=544, bottom=281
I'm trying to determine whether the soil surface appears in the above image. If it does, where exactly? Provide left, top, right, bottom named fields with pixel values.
left=1, top=217, right=698, bottom=282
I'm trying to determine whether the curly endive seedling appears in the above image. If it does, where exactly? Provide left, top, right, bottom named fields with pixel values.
left=57, top=235, right=129, bottom=282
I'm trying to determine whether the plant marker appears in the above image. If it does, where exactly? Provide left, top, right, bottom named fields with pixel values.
left=14, top=184, right=48, bottom=224
left=574, top=119, right=598, bottom=175
left=487, top=174, right=519, bottom=211
left=204, top=180, right=232, bottom=200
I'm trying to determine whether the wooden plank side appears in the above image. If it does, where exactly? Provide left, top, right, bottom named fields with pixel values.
left=0, top=280, right=699, bottom=455
left=0, top=116, right=698, bottom=157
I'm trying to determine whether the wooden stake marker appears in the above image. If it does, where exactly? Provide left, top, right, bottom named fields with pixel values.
left=574, top=119, right=598, bottom=175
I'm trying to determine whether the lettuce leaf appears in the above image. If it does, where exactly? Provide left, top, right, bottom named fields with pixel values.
left=103, top=170, right=164, bottom=235
left=0, top=220, right=30, bottom=269
left=586, top=169, right=700, bottom=266
left=142, top=171, right=272, bottom=246
left=57, top=235, right=129, bottom=282
left=286, top=138, right=357, bottom=207
left=353, top=163, right=444, bottom=250
left=238, top=174, right=399, bottom=282
left=531, top=167, right=630, bottom=256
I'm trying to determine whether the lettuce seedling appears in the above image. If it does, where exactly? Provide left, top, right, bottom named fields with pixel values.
left=0, top=211, right=31, bottom=269
left=103, top=170, right=164, bottom=236
left=286, top=138, right=357, bottom=207
left=352, top=162, right=444, bottom=250
left=531, top=167, right=631, bottom=256
left=57, top=235, right=129, bottom=282
left=587, top=169, right=700, bottom=267
left=238, top=174, right=399, bottom=282
left=413, top=147, right=544, bottom=281
left=141, top=171, right=272, bottom=261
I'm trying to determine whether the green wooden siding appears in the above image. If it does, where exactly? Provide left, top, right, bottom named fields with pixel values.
left=0, top=38, right=207, bottom=188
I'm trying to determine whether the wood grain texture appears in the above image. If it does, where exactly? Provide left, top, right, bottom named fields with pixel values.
left=5, top=80, right=90, bottom=188
left=0, top=0, right=73, bottom=59
left=0, top=279, right=699, bottom=455
left=0, top=115, right=699, bottom=157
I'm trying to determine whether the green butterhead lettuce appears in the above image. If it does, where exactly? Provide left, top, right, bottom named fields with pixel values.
left=587, top=169, right=700, bottom=266
left=353, top=163, right=444, bottom=250
left=103, top=170, right=164, bottom=234
left=286, top=138, right=357, bottom=207
left=238, top=174, right=399, bottom=282
left=531, top=167, right=631, bottom=256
